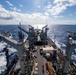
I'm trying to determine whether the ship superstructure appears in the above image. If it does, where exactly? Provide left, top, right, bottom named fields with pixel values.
left=0, top=25, right=76, bottom=75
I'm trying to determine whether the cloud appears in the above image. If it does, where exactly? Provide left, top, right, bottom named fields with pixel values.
left=0, top=4, right=3, bottom=7
left=44, top=3, right=52, bottom=10
left=54, top=0, right=76, bottom=5
left=69, top=14, right=72, bottom=16
left=5, top=1, right=13, bottom=6
left=0, top=4, right=8, bottom=13
left=20, top=5, right=23, bottom=7
left=0, top=3, right=76, bottom=25
left=54, top=15, right=64, bottom=18
left=10, top=7, right=21, bottom=12
left=45, top=0, right=76, bottom=16
left=0, top=4, right=49, bottom=25
left=0, top=16, right=13, bottom=20
left=44, top=12, right=49, bottom=16
left=0, top=4, right=13, bottom=20
left=61, top=20, right=76, bottom=24
left=37, top=6, right=40, bottom=8
left=33, top=0, right=48, bottom=8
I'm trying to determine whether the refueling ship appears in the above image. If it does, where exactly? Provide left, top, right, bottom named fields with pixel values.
left=0, top=25, right=76, bottom=75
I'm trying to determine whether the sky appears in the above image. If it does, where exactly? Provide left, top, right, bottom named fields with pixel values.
left=0, top=0, right=76, bottom=26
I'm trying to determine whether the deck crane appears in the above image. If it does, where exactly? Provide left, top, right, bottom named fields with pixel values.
left=62, top=32, right=76, bottom=75
left=18, top=25, right=36, bottom=49
left=40, top=25, right=49, bottom=45
left=0, top=25, right=35, bottom=75
left=0, top=33, right=26, bottom=75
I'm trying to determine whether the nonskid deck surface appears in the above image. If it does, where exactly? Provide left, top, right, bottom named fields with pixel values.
left=0, top=37, right=76, bottom=75
left=5, top=37, right=76, bottom=75
left=34, top=46, right=47, bottom=75
left=27, top=37, right=57, bottom=75
left=31, top=38, right=76, bottom=75
left=14, top=47, right=47, bottom=75
left=14, top=38, right=57, bottom=75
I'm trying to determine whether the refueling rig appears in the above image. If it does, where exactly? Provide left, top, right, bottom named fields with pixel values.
left=0, top=25, right=76, bottom=75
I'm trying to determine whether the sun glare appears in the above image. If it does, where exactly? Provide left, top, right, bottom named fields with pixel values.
left=32, top=24, right=47, bottom=29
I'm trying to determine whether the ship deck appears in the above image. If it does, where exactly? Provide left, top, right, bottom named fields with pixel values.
left=34, top=46, right=47, bottom=75
left=23, top=37, right=76, bottom=75
left=23, top=37, right=57, bottom=75
left=0, top=27, right=76, bottom=75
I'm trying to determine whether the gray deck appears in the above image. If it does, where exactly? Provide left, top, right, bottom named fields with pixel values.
left=34, top=46, right=47, bottom=75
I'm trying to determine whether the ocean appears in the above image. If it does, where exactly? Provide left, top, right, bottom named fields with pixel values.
left=0, top=25, right=76, bottom=74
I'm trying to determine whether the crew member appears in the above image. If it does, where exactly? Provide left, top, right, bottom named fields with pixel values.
left=42, top=65, right=44, bottom=73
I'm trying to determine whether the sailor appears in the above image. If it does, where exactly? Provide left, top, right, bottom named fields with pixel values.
left=51, top=50, right=57, bottom=70
left=18, top=31, right=24, bottom=42
left=42, top=65, right=44, bottom=73
left=52, top=50, right=57, bottom=62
